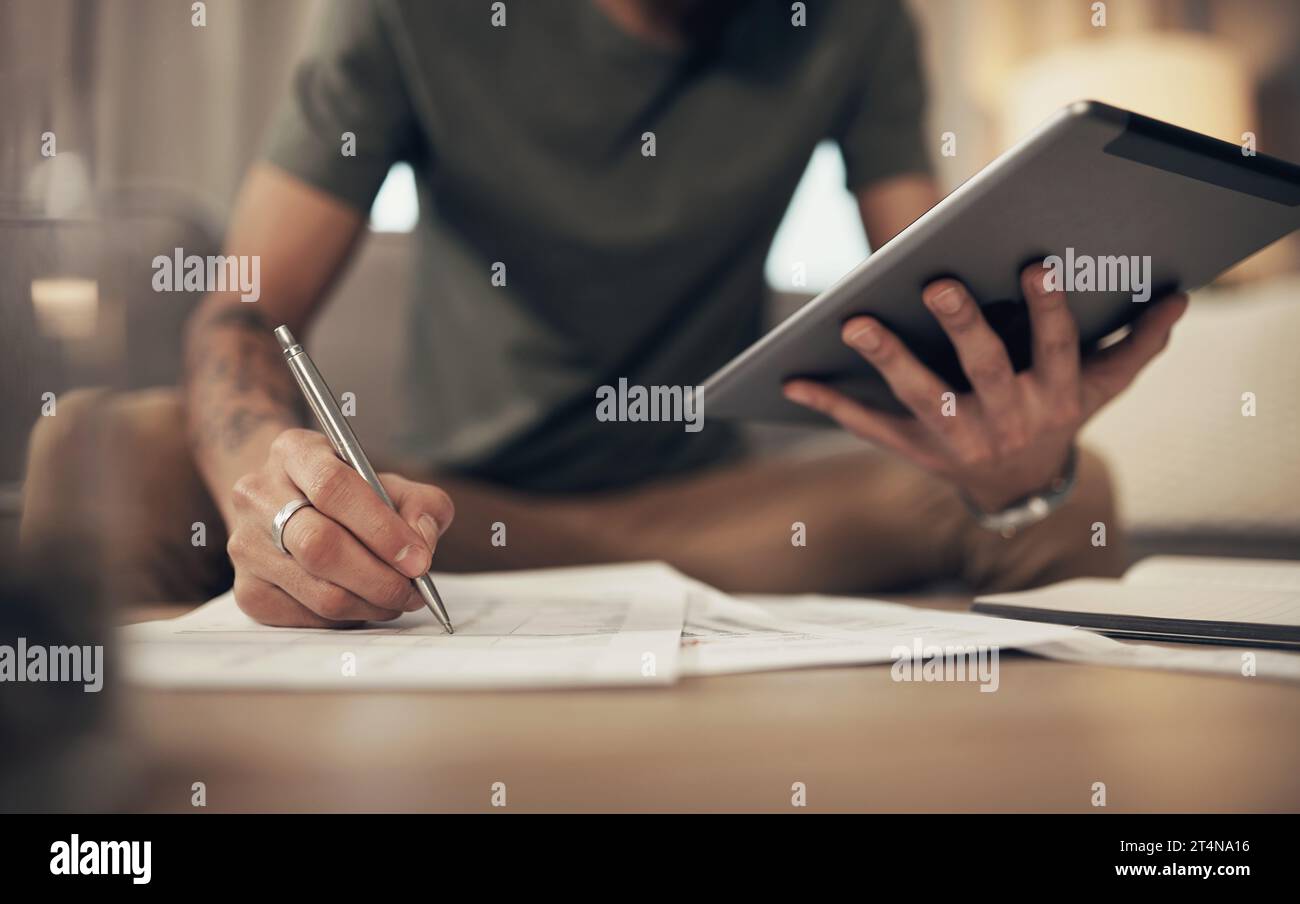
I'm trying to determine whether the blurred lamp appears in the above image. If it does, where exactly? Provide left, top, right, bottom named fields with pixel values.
left=31, top=277, right=99, bottom=341
left=1001, top=34, right=1254, bottom=145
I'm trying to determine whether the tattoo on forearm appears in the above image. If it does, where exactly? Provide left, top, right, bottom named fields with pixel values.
left=193, top=404, right=286, bottom=454
left=184, top=304, right=309, bottom=456
left=200, top=305, right=270, bottom=333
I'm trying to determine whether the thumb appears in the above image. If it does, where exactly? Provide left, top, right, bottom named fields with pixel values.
left=1082, top=293, right=1188, bottom=414
left=380, top=473, right=455, bottom=554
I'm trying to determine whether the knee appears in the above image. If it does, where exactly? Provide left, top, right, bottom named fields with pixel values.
left=22, top=388, right=114, bottom=554
left=25, top=388, right=112, bottom=476
left=22, top=388, right=188, bottom=536
left=97, top=387, right=189, bottom=462
left=26, top=387, right=185, bottom=482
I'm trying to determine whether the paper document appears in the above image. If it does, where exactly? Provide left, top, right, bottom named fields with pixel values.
left=679, top=582, right=1080, bottom=676
left=124, top=562, right=687, bottom=689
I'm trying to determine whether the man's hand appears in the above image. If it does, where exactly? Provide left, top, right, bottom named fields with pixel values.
left=181, top=165, right=425, bottom=626
left=783, top=263, right=1188, bottom=513
left=225, top=428, right=455, bottom=627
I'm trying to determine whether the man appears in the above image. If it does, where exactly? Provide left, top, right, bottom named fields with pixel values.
left=23, top=0, right=1186, bottom=626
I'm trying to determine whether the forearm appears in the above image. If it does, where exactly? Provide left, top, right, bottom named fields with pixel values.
left=183, top=296, right=306, bottom=525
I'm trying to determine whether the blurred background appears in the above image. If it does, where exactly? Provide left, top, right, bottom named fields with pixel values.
left=1, top=0, right=1298, bottom=559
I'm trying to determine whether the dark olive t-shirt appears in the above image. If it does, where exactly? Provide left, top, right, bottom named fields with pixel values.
left=265, top=0, right=930, bottom=492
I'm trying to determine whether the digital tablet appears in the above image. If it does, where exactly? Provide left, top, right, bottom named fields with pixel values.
left=702, top=100, right=1300, bottom=422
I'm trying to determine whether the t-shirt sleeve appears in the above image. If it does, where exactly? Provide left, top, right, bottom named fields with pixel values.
left=262, top=0, right=418, bottom=211
left=832, top=0, right=932, bottom=192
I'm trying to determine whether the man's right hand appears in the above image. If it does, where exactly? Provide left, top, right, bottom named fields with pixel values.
left=225, top=428, right=455, bottom=627
left=181, top=165, right=453, bottom=628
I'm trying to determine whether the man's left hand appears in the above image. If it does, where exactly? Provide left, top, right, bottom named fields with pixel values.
left=783, top=264, right=1188, bottom=512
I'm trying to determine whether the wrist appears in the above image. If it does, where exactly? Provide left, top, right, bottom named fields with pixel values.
left=961, top=447, right=1079, bottom=537
left=197, top=420, right=293, bottom=523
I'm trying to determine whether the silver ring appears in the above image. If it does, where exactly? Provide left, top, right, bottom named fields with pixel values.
left=272, top=497, right=314, bottom=555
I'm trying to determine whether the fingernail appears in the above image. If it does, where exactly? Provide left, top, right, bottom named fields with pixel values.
left=929, top=286, right=963, bottom=314
left=417, top=514, right=440, bottom=549
left=395, top=543, right=430, bottom=578
left=842, top=321, right=883, bottom=353
left=784, top=384, right=809, bottom=404
left=847, top=326, right=882, bottom=352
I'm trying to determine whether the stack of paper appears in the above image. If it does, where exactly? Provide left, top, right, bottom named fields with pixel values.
left=123, top=560, right=1300, bottom=690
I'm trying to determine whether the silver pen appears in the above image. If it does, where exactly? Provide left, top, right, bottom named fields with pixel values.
left=274, top=325, right=455, bottom=634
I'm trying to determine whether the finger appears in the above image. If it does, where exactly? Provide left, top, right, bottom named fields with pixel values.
left=231, top=469, right=423, bottom=612
left=277, top=504, right=424, bottom=613
left=1022, top=263, right=1081, bottom=397
left=228, top=524, right=404, bottom=622
left=1081, top=293, right=1189, bottom=415
left=840, top=316, right=989, bottom=462
left=270, top=558, right=406, bottom=623
left=379, top=473, right=455, bottom=552
left=784, top=380, right=949, bottom=472
left=233, top=573, right=355, bottom=628
left=921, top=278, right=1026, bottom=447
left=273, top=430, right=431, bottom=578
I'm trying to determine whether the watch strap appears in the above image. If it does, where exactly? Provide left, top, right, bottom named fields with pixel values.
left=962, top=447, right=1079, bottom=538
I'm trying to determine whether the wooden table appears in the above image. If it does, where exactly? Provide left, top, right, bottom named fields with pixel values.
left=121, top=597, right=1300, bottom=813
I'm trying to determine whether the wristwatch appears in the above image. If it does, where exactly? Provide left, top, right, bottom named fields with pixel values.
left=962, top=447, right=1079, bottom=538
